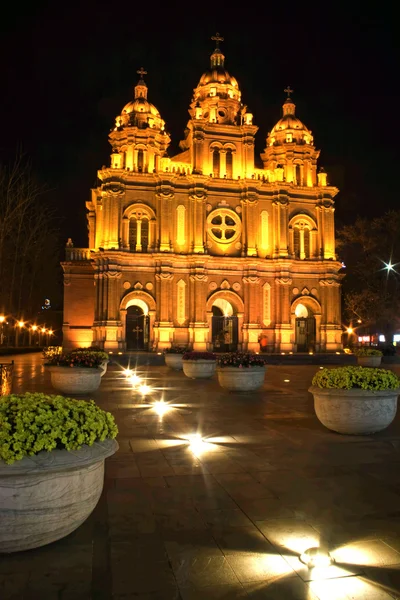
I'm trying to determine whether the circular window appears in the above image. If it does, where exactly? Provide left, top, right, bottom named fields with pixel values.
left=207, top=209, right=241, bottom=244
left=218, top=109, right=226, bottom=118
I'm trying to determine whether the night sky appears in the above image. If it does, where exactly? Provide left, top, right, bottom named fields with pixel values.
left=1, top=2, right=398, bottom=248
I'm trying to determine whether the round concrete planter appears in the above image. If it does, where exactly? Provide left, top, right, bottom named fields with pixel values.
left=0, top=438, right=118, bottom=553
left=309, top=386, right=400, bottom=435
left=357, top=356, right=382, bottom=367
left=48, top=366, right=102, bottom=394
left=165, top=354, right=184, bottom=370
left=183, top=359, right=216, bottom=379
left=99, top=360, right=109, bottom=377
left=217, top=366, right=266, bottom=392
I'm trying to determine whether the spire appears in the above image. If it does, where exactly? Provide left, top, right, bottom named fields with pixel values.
left=134, top=67, right=148, bottom=100
left=283, top=86, right=296, bottom=116
left=210, top=32, right=225, bottom=68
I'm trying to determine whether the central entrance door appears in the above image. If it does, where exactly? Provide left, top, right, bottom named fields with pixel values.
left=126, top=305, right=149, bottom=350
left=295, top=317, right=316, bottom=352
left=211, top=306, right=238, bottom=352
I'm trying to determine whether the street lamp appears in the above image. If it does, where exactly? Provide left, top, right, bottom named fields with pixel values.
left=29, top=325, right=38, bottom=346
left=0, top=315, right=5, bottom=345
left=15, top=320, right=25, bottom=347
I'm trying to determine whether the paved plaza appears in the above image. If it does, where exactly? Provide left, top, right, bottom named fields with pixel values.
left=2, top=353, right=400, bottom=599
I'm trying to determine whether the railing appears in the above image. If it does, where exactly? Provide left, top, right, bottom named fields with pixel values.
left=65, top=248, right=91, bottom=261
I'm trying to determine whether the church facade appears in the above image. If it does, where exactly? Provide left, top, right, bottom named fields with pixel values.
left=62, top=36, right=343, bottom=353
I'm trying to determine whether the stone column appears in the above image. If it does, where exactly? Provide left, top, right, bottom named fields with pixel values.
left=279, top=200, right=289, bottom=257
left=193, top=195, right=205, bottom=253
left=299, top=228, right=305, bottom=260
left=87, top=212, right=96, bottom=249
left=122, top=218, right=129, bottom=249
left=159, top=192, right=173, bottom=251
left=136, top=219, right=142, bottom=252
left=242, top=276, right=261, bottom=351
left=275, top=277, right=293, bottom=351
left=190, top=273, right=208, bottom=351
left=220, top=150, right=226, bottom=178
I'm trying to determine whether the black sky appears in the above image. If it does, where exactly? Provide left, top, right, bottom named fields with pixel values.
left=1, top=1, right=398, bottom=247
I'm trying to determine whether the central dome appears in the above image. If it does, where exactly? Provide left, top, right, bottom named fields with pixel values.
left=122, top=97, right=160, bottom=117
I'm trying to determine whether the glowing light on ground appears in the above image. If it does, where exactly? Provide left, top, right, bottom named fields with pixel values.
left=138, top=384, right=151, bottom=395
left=300, top=547, right=333, bottom=569
left=153, top=400, right=170, bottom=416
left=129, top=374, right=142, bottom=386
left=124, top=369, right=133, bottom=377
left=187, top=433, right=207, bottom=454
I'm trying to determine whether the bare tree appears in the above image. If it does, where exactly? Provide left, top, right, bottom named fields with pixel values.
left=0, top=153, right=60, bottom=319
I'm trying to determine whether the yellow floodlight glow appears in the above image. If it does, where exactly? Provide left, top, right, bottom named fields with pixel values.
left=138, top=384, right=151, bottom=395
left=0, top=315, right=5, bottom=323
left=17, top=321, right=24, bottom=328
left=347, top=327, right=354, bottom=334
left=284, top=379, right=290, bottom=382
left=187, top=433, right=206, bottom=454
left=41, top=328, right=47, bottom=333
left=129, top=374, right=142, bottom=386
left=300, top=547, right=333, bottom=569
left=124, top=368, right=133, bottom=377
left=153, top=400, right=170, bottom=416
left=31, top=325, right=37, bottom=331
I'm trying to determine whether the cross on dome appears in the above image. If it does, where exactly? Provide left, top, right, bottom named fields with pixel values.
left=211, top=32, right=224, bottom=48
left=137, top=67, right=147, bottom=78
left=284, top=86, right=294, bottom=98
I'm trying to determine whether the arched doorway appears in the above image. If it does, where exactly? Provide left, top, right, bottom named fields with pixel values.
left=126, top=305, right=149, bottom=350
left=211, top=298, right=238, bottom=352
left=294, top=303, right=316, bottom=352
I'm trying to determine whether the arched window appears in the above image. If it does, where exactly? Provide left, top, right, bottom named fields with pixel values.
left=226, top=150, right=233, bottom=178
left=213, top=149, right=220, bottom=178
left=129, top=217, right=149, bottom=252
left=295, top=164, right=301, bottom=185
left=137, top=149, right=144, bottom=172
left=293, top=223, right=311, bottom=259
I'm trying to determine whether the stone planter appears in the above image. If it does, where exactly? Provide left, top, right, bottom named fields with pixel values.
left=309, top=386, right=400, bottom=435
left=217, top=366, right=266, bottom=392
left=183, top=359, right=216, bottom=379
left=165, top=354, right=184, bottom=370
left=48, top=366, right=102, bottom=394
left=357, top=356, right=382, bottom=367
left=99, top=360, right=109, bottom=377
left=0, top=438, right=118, bottom=553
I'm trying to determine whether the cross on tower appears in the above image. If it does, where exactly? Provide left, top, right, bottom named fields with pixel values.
left=284, top=86, right=294, bottom=98
left=211, top=32, right=224, bottom=48
left=137, top=67, right=147, bottom=78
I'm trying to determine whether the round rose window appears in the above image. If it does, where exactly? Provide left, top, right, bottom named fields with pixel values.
left=207, top=209, right=241, bottom=244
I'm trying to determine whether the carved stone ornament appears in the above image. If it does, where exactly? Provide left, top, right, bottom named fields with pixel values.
left=220, top=280, right=231, bottom=290
left=206, top=204, right=212, bottom=212
left=232, top=282, right=241, bottom=291
left=235, top=206, right=242, bottom=214
left=190, top=274, right=208, bottom=282
left=206, top=240, right=213, bottom=247
left=123, top=281, right=131, bottom=290
left=301, top=287, right=310, bottom=295
left=155, top=273, right=174, bottom=281
left=209, top=282, right=218, bottom=291
left=275, top=277, right=292, bottom=285
left=134, top=282, right=143, bottom=290
left=243, top=276, right=260, bottom=284
left=311, top=287, right=318, bottom=296
left=106, top=271, right=122, bottom=279
left=292, top=287, right=299, bottom=295
left=319, top=278, right=339, bottom=287
left=235, top=242, right=242, bottom=249
left=145, top=282, right=153, bottom=291
left=63, top=279, right=71, bottom=287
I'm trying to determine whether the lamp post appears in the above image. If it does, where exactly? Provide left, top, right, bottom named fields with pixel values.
left=0, top=315, right=5, bottom=346
left=29, top=325, right=38, bottom=346
left=15, top=321, right=24, bottom=347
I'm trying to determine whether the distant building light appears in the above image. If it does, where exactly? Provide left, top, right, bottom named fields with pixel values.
left=379, top=335, right=386, bottom=342
left=393, top=335, right=400, bottom=343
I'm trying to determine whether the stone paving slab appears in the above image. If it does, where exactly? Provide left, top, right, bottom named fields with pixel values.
left=1, top=353, right=400, bottom=599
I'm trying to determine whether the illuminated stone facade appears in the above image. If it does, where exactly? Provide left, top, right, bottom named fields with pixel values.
left=62, top=38, right=343, bottom=352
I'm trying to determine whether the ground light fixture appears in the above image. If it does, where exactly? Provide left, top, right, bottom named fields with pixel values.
left=138, top=384, right=151, bottom=395
left=129, top=374, right=142, bottom=386
left=153, top=400, right=170, bottom=416
left=187, top=433, right=206, bottom=453
left=300, top=547, right=334, bottom=569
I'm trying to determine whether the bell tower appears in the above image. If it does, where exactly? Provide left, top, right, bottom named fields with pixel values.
left=177, top=34, right=258, bottom=178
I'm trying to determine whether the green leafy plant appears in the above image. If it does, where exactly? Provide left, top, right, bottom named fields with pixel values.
left=217, top=352, right=266, bottom=368
left=354, top=347, right=383, bottom=357
left=312, top=366, right=400, bottom=391
left=182, top=351, right=216, bottom=361
left=164, top=346, right=189, bottom=354
left=45, top=350, right=104, bottom=368
left=71, top=348, right=109, bottom=361
left=0, top=392, right=118, bottom=464
left=42, top=346, right=63, bottom=360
